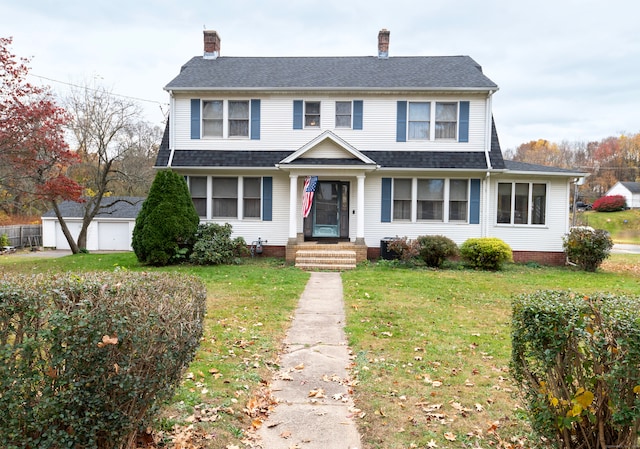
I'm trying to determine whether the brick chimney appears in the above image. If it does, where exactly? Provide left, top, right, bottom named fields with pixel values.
left=378, top=29, right=390, bottom=59
left=203, top=30, right=220, bottom=59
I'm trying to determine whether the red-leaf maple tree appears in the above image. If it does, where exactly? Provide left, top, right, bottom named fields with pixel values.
left=0, top=36, right=84, bottom=251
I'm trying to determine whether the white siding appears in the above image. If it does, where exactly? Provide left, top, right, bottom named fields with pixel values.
left=171, top=93, right=489, bottom=155
left=486, top=176, right=570, bottom=252
left=607, top=182, right=639, bottom=208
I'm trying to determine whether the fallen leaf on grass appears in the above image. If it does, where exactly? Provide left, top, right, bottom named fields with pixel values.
left=444, top=432, right=457, bottom=441
left=426, top=439, right=438, bottom=448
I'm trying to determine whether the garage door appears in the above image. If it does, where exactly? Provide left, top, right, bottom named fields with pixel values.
left=98, top=222, right=131, bottom=251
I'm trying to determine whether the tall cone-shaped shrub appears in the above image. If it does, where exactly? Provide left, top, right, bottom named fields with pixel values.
left=132, top=170, right=199, bottom=266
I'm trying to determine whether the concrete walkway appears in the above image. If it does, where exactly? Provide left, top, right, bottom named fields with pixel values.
left=256, top=272, right=361, bottom=449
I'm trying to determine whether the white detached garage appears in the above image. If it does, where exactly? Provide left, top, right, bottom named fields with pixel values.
left=42, top=197, right=144, bottom=251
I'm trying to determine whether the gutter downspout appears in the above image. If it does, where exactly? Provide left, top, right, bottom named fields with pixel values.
left=482, top=90, right=495, bottom=238
left=484, top=90, right=495, bottom=171
left=167, top=90, right=175, bottom=167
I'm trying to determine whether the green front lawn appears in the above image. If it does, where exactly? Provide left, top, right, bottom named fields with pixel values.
left=1, top=252, right=638, bottom=448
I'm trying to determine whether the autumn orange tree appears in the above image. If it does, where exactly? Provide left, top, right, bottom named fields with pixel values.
left=0, top=37, right=83, bottom=233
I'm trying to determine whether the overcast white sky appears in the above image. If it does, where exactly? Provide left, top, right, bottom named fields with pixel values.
left=2, top=0, right=639, bottom=150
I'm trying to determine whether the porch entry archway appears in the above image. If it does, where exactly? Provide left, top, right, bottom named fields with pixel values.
left=303, top=180, right=349, bottom=241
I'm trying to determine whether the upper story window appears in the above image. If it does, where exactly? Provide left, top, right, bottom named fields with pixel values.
left=497, top=182, right=547, bottom=225
left=228, top=101, right=249, bottom=137
left=335, top=101, right=352, bottom=128
left=398, top=101, right=469, bottom=143
left=305, top=101, right=321, bottom=127
left=435, top=102, right=457, bottom=139
left=198, top=99, right=255, bottom=139
left=408, top=102, right=430, bottom=140
left=202, top=100, right=223, bottom=137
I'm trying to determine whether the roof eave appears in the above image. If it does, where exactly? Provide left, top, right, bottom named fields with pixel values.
left=164, top=86, right=498, bottom=93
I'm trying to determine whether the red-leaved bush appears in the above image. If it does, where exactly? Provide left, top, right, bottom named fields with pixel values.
left=592, top=195, right=626, bottom=212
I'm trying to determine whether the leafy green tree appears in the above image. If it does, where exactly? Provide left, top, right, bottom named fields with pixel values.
left=132, top=170, right=199, bottom=266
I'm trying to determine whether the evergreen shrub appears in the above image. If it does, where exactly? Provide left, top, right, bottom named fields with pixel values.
left=563, top=226, right=613, bottom=272
left=511, top=291, right=640, bottom=448
left=132, top=170, right=200, bottom=266
left=0, top=271, right=206, bottom=449
left=459, top=237, right=512, bottom=270
left=190, top=222, right=249, bottom=265
left=416, top=235, right=459, bottom=268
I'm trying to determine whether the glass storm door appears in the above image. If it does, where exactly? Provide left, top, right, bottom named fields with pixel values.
left=312, top=182, right=340, bottom=237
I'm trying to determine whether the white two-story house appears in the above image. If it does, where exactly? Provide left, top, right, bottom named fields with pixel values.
left=155, top=29, right=584, bottom=267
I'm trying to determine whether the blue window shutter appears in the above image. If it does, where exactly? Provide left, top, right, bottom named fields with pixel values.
left=459, top=101, right=470, bottom=142
left=293, top=100, right=303, bottom=129
left=469, top=178, right=480, bottom=224
left=396, top=101, right=407, bottom=142
left=381, top=178, right=392, bottom=222
left=251, top=99, right=261, bottom=140
left=353, top=100, right=363, bottom=130
left=262, top=177, right=272, bottom=221
left=190, top=99, right=201, bottom=139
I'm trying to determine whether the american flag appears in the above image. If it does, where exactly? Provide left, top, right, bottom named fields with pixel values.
left=302, top=176, right=318, bottom=218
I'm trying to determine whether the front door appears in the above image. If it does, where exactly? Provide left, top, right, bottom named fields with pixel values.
left=304, top=181, right=349, bottom=240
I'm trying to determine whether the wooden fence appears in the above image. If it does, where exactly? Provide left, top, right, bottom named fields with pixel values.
left=0, top=225, right=42, bottom=248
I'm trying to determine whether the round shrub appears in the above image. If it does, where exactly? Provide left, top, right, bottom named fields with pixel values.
left=459, top=237, right=512, bottom=270
left=563, top=226, right=613, bottom=271
left=132, top=170, right=200, bottom=266
left=190, top=222, right=249, bottom=265
left=592, top=194, right=626, bottom=212
left=0, top=271, right=206, bottom=449
left=416, top=235, right=459, bottom=268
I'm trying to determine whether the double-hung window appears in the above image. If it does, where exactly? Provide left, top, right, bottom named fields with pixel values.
left=393, top=179, right=412, bottom=220
left=417, top=179, right=444, bottom=220
left=408, top=102, right=430, bottom=140
left=335, top=101, right=352, bottom=128
left=188, top=176, right=207, bottom=218
left=243, top=177, right=261, bottom=219
left=212, top=177, right=238, bottom=218
left=228, top=101, right=249, bottom=137
left=201, top=100, right=250, bottom=138
left=449, top=179, right=469, bottom=221
left=435, top=102, right=457, bottom=139
left=202, top=100, right=223, bottom=137
left=305, top=101, right=320, bottom=127
left=497, top=182, right=547, bottom=225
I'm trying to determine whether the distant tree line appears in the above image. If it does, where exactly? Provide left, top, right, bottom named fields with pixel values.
left=503, top=134, right=640, bottom=202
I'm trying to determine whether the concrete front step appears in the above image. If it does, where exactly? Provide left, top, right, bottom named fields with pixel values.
left=294, top=249, right=357, bottom=271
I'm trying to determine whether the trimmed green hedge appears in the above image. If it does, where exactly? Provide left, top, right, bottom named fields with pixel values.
left=0, top=271, right=206, bottom=449
left=511, top=291, right=640, bottom=448
left=460, top=237, right=512, bottom=270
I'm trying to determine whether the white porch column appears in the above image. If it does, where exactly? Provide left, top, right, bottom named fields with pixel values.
left=289, top=174, right=299, bottom=240
left=356, top=174, right=365, bottom=240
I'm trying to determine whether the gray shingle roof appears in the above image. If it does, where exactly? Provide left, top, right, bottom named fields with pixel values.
left=42, top=197, right=145, bottom=218
left=620, top=181, right=640, bottom=193
left=503, top=160, right=583, bottom=174
left=165, top=56, right=498, bottom=91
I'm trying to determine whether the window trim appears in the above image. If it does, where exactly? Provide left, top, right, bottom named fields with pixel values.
left=200, top=99, right=252, bottom=139
left=389, top=177, right=472, bottom=224
left=496, top=181, right=548, bottom=226
left=304, top=101, right=321, bottom=128
left=404, top=101, right=466, bottom=142
left=335, top=101, right=352, bottom=128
